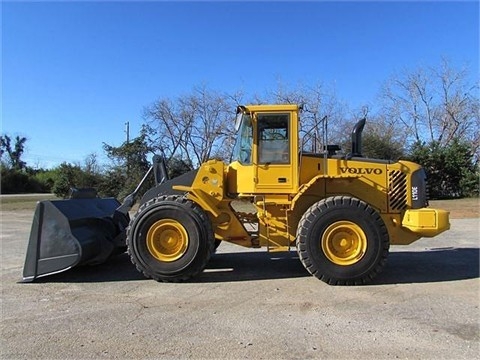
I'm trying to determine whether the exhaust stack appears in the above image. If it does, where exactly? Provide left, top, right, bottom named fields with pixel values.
left=351, top=118, right=366, bottom=157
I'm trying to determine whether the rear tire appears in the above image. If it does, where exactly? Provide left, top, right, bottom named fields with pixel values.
left=296, top=196, right=389, bottom=285
left=127, top=195, right=214, bottom=282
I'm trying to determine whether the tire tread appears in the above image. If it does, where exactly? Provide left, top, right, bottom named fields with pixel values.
left=296, top=196, right=389, bottom=285
left=127, top=195, right=214, bottom=282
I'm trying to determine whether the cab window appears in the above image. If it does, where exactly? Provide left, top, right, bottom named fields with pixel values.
left=231, top=114, right=253, bottom=164
left=258, top=113, right=290, bottom=164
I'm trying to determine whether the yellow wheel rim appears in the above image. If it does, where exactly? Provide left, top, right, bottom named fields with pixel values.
left=147, top=219, right=188, bottom=262
left=321, top=221, right=367, bottom=266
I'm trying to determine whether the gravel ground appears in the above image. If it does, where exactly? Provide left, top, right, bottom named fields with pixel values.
left=1, top=209, right=479, bottom=359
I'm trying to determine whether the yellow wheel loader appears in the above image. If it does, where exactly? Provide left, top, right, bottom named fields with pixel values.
left=23, top=104, right=450, bottom=285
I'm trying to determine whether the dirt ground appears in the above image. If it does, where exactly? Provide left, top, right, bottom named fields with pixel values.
left=1, top=195, right=479, bottom=359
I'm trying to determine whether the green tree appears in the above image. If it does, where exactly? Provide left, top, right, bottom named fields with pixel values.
left=0, top=134, right=27, bottom=170
left=409, top=138, right=479, bottom=198
left=359, top=115, right=406, bottom=160
left=166, top=155, right=194, bottom=179
left=0, top=134, right=50, bottom=193
left=102, top=126, right=154, bottom=199
left=362, top=132, right=405, bottom=160
left=1, top=166, right=32, bottom=193
left=51, top=162, right=104, bottom=198
left=32, top=168, right=58, bottom=192
left=51, top=163, right=83, bottom=198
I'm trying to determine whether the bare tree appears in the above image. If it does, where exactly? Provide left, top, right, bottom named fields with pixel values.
left=83, top=153, right=102, bottom=175
left=435, top=61, right=479, bottom=147
left=144, top=85, right=237, bottom=167
left=143, top=98, right=192, bottom=162
left=380, top=59, right=479, bottom=155
left=269, top=80, right=349, bottom=153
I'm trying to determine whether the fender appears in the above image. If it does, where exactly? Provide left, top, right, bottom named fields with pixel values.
left=291, top=174, right=357, bottom=211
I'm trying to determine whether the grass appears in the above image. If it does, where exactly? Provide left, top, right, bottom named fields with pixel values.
left=0, top=194, right=58, bottom=211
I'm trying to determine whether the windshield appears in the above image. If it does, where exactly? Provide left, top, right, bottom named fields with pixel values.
left=231, top=114, right=253, bottom=164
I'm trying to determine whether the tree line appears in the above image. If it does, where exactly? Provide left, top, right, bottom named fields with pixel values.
left=2, top=60, right=479, bottom=199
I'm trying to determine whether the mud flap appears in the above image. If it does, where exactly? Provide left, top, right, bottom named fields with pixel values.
left=22, top=198, right=129, bottom=282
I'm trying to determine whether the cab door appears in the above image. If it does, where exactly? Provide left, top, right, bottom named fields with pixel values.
left=254, top=112, right=298, bottom=193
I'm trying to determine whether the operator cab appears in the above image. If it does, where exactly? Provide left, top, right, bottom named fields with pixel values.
left=228, top=105, right=299, bottom=195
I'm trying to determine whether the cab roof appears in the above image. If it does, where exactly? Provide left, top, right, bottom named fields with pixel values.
left=240, top=104, right=300, bottom=112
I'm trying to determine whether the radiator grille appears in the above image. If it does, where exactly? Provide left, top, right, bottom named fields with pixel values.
left=388, top=170, right=407, bottom=211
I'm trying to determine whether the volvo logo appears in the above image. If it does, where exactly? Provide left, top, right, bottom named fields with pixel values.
left=340, top=167, right=383, bottom=175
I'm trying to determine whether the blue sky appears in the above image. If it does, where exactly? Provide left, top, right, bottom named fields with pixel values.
left=3, top=1, right=479, bottom=169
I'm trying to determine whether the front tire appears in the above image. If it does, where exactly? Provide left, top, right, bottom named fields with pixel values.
left=127, top=195, right=214, bottom=282
left=296, top=196, right=389, bottom=285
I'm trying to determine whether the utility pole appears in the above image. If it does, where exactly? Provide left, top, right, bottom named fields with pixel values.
left=125, top=121, right=130, bottom=177
left=125, top=121, right=130, bottom=143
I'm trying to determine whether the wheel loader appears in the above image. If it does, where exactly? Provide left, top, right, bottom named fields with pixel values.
left=22, top=104, right=450, bottom=285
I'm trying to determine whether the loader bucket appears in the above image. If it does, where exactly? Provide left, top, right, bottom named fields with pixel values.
left=22, top=197, right=129, bottom=282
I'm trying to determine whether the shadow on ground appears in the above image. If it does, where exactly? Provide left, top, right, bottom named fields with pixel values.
left=374, top=247, right=479, bottom=285
left=35, top=251, right=308, bottom=283
left=33, top=247, right=479, bottom=285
